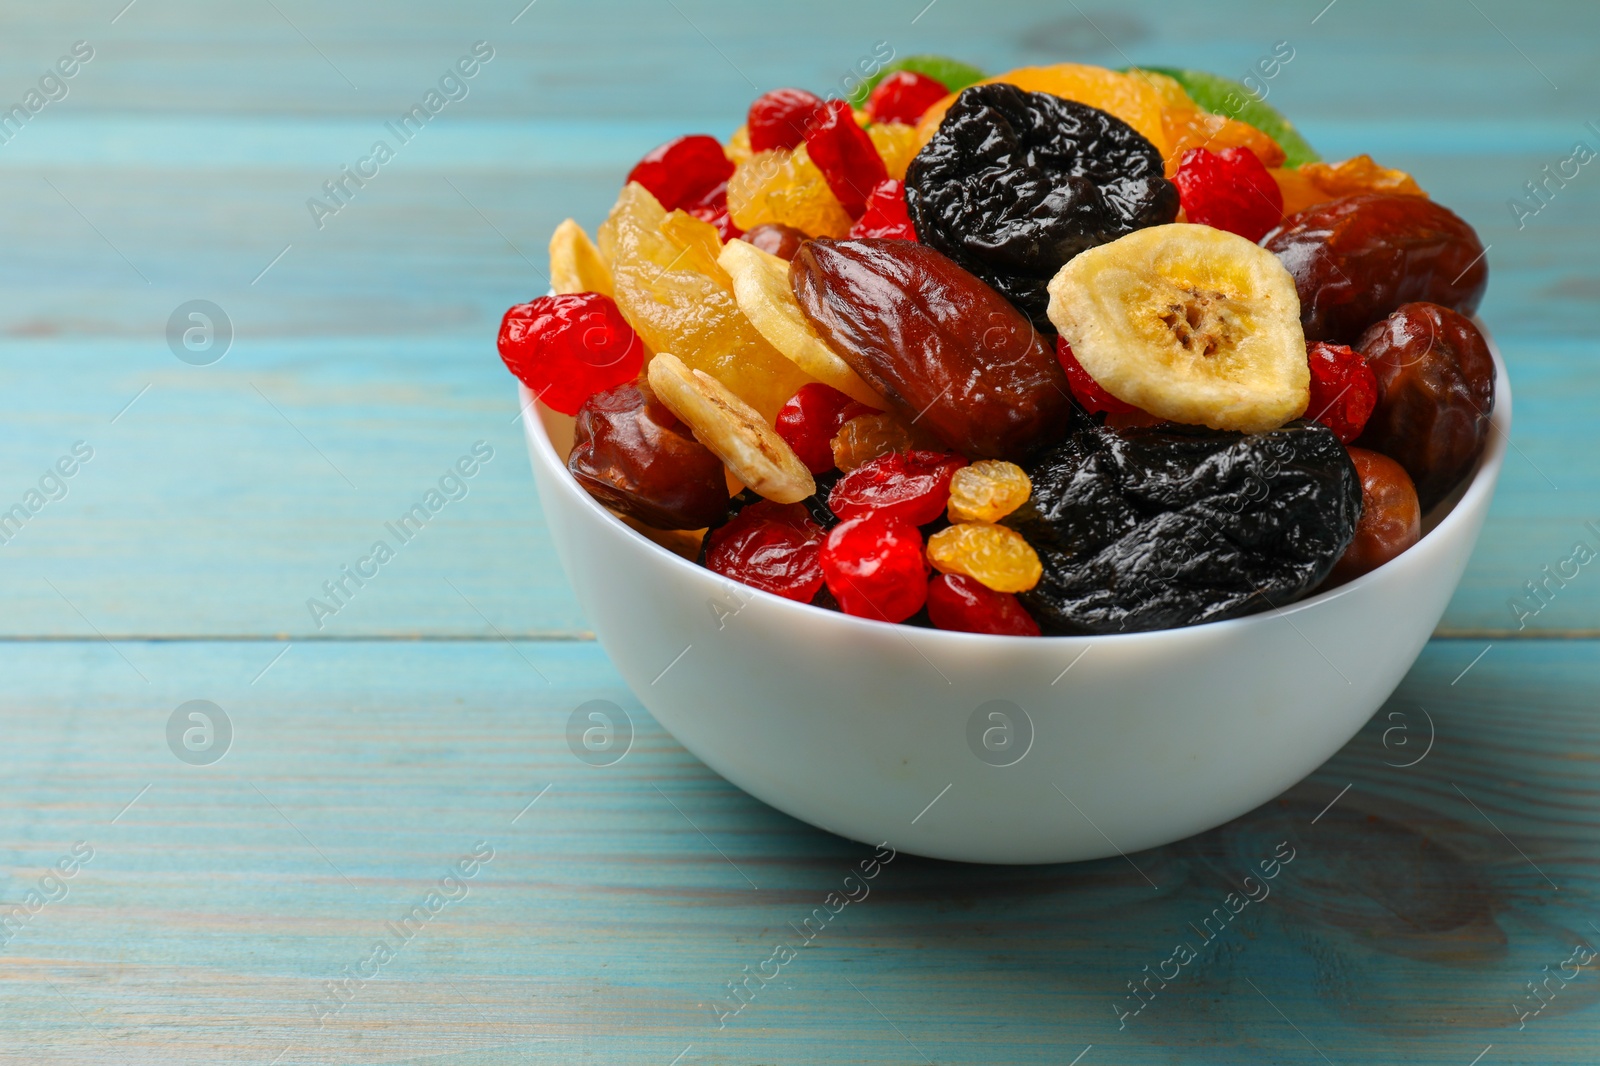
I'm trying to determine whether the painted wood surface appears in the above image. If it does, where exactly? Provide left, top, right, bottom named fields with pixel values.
left=2, top=0, right=1598, bottom=1062
left=3, top=639, right=1598, bottom=1065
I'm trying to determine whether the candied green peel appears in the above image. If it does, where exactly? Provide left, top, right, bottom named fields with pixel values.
left=1129, top=66, right=1320, bottom=167
left=849, top=54, right=987, bottom=106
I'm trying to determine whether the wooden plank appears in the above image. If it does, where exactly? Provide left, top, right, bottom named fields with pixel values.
left=0, top=637, right=1596, bottom=1063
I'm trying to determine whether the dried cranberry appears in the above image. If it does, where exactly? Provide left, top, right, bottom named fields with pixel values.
left=828, top=450, right=966, bottom=526
left=626, top=134, right=735, bottom=211
left=820, top=511, right=927, bottom=622
left=741, top=222, right=809, bottom=261
left=704, top=500, right=825, bottom=601
left=1305, top=341, right=1377, bottom=444
left=926, top=574, right=1041, bottom=636
left=848, top=179, right=919, bottom=241
left=748, top=88, right=824, bottom=153
left=1055, top=336, right=1136, bottom=416
left=865, top=70, right=949, bottom=125
left=776, top=383, right=861, bottom=473
left=498, top=293, right=644, bottom=415
left=1171, top=147, right=1283, bottom=242
left=568, top=382, right=729, bottom=530
left=805, top=99, right=888, bottom=218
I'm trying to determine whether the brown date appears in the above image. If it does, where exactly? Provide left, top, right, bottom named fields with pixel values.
left=790, top=238, right=1074, bottom=461
left=568, top=381, right=729, bottom=530
left=1355, top=302, right=1495, bottom=511
left=1262, top=193, right=1488, bottom=344
left=1326, top=447, right=1421, bottom=586
left=740, top=222, right=808, bottom=261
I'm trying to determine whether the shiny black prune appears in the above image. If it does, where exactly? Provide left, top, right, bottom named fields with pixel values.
left=1006, top=420, right=1361, bottom=634
left=905, top=83, right=1179, bottom=329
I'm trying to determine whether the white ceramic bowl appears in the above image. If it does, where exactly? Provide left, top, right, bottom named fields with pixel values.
left=521, top=339, right=1509, bottom=864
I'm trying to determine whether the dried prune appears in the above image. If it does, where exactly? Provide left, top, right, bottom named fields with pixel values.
left=569, top=382, right=730, bottom=530
left=1355, top=302, right=1495, bottom=510
left=791, top=237, right=1074, bottom=461
left=1262, top=193, right=1488, bottom=344
left=1006, top=419, right=1361, bottom=633
left=904, top=83, right=1178, bottom=329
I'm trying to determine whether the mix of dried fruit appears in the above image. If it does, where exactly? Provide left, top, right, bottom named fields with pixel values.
left=494, top=55, right=1497, bottom=636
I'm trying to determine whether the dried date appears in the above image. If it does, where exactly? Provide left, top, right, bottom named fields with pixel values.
left=569, top=381, right=730, bottom=530
left=1354, top=301, right=1495, bottom=510
left=791, top=237, right=1075, bottom=461
left=1006, top=419, right=1361, bottom=633
left=1262, top=192, right=1488, bottom=344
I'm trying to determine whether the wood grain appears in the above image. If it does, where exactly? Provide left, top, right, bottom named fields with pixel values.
left=2, top=0, right=1598, bottom=1061
left=1, top=639, right=1597, bottom=1064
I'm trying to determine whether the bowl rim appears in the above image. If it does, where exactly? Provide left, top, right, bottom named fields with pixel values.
left=523, top=328, right=1510, bottom=647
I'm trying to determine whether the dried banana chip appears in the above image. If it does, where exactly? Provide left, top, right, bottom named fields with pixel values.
left=647, top=353, right=816, bottom=504
left=549, top=218, right=614, bottom=297
left=717, top=238, right=882, bottom=406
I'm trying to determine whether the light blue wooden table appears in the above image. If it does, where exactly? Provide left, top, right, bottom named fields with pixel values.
left=3, top=1, right=1598, bottom=1062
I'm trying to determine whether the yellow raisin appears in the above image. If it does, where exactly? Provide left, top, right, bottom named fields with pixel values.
left=830, top=413, right=942, bottom=472
left=926, top=522, right=1042, bottom=593
left=947, top=460, right=1032, bottom=523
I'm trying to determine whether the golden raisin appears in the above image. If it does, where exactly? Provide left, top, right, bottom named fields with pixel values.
left=830, top=413, right=941, bottom=472
left=947, top=460, right=1032, bottom=523
left=927, top=522, right=1042, bottom=593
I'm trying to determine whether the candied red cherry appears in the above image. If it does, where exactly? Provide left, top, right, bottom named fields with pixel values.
left=1305, top=341, right=1377, bottom=444
left=1172, top=146, right=1283, bottom=242
left=848, top=179, right=919, bottom=241
left=805, top=99, right=889, bottom=218
left=865, top=70, right=950, bottom=125
left=741, top=222, right=809, bottom=261
left=626, top=134, right=735, bottom=212
left=705, top=500, right=825, bottom=601
left=498, top=293, right=644, bottom=415
left=926, top=573, right=1041, bottom=636
left=569, top=382, right=729, bottom=530
left=748, top=88, right=825, bottom=153
left=1056, top=336, right=1136, bottom=416
left=828, top=450, right=967, bottom=526
left=820, top=511, right=927, bottom=622
left=776, top=383, right=863, bottom=473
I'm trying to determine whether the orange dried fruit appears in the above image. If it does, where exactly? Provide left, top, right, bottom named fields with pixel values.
left=598, top=182, right=814, bottom=421
left=1271, top=154, right=1428, bottom=217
